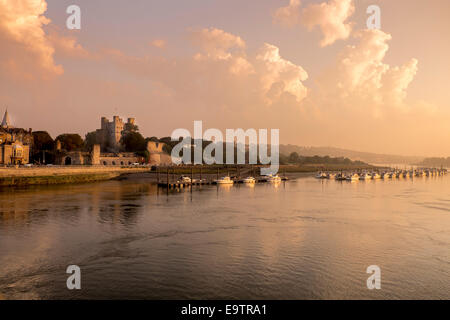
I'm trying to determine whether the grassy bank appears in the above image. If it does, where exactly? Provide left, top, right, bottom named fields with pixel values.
left=0, top=166, right=149, bottom=186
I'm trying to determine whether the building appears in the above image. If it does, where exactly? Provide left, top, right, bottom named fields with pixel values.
left=54, top=143, right=144, bottom=166
left=95, top=116, right=136, bottom=152
left=54, top=116, right=171, bottom=166
left=0, top=109, right=32, bottom=165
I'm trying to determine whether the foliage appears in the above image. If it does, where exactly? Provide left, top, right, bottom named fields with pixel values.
left=55, top=134, right=84, bottom=151
left=84, top=131, right=98, bottom=151
left=121, top=131, right=146, bottom=152
left=285, top=152, right=367, bottom=166
left=32, top=131, right=54, bottom=151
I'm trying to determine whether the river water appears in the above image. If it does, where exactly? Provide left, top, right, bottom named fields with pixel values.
left=0, top=175, right=449, bottom=299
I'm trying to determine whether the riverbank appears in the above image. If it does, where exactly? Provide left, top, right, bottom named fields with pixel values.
left=0, top=166, right=150, bottom=186
left=0, top=163, right=379, bottom=187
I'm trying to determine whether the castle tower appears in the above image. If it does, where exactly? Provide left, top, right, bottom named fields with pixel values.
left=1, top=109, right=10, bottom=128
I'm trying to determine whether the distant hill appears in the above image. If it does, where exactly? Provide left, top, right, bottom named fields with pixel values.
left=417, top=157, right=450, bottom=168
left=280, top=145, right=423, bottom=165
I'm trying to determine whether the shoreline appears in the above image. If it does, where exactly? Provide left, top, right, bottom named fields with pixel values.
left=0, top=164, right=378, bottom=187
left=0, top=166, right=150, bottom=187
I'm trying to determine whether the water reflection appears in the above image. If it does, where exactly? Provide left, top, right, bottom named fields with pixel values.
left=0, top=176, right=449, bottom=299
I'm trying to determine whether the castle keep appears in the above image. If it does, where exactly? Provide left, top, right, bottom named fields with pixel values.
left=96, top=116, right=135, bottom=152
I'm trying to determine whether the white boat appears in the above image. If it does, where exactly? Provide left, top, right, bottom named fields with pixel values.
left=267, top=174, right=282, bottom=183
left=315, top=172, right=328, bottom=179
left=243, top=177, right=256, bottom=184
left=215, top=176, right=234, bottom=185
left=179, top=176, right=192, bottom=183
left=346, top=173, right=359, bottom=181
left=372, top=173, right=381, bottom=180
left=359, top=173, right=372, bottom=180
left=327, top=173, right=337, bottom=179
left=381, top=172, right=391, bottom=179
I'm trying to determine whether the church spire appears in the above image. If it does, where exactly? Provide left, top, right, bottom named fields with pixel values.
left=1, top=108, right=10, bottom=128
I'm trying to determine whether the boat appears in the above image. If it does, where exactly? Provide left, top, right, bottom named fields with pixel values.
left=372, top=173, right=381, bottom=180
left=327, top=173, right=337, bottom=179
left=381, top=172, right=391, bottom=179
left=179, top=176, right=192, bottom=183
left=335, top=173, right=346, bottom=181
left=243, top=177, right=256, bottom=184
left=215, top=176, right=234, bottom=185
left=359, top=173, right=372, bottom=180
left=346, top=173, right=359, bottom=181
left=267, top=174, right=282, bottom=183
left=315, top=172, right=328, bottom=179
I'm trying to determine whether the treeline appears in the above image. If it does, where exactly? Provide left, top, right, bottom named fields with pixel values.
left=418, top=157, right=450, bottom=168
left=281, top=152, right=368, bottom=166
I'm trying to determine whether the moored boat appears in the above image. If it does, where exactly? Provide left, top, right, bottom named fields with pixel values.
left=243, top=177, right=256, bottom=184
left=215, top=176, right=234, bottom=185
left=267, top=174, right=282, bottom=183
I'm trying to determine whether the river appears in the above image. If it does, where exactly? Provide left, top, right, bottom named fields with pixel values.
left=0, top=175, right=449, bottom=299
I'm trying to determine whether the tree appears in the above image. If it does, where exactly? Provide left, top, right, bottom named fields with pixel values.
left=55, top=134, right=84, bottom=151
left=32, top=131, right=54, bottom=151
left=121, top=131, right=146, bottom=152
left=123, top=123, right=139, bottom=133
left=84, top=131, right=98, bottom=151
left=289, top=152, right=300, bottom=163
left=31, top=131, right=55, bottom=164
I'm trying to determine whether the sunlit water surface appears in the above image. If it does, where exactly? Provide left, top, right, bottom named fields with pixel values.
left=1, top=175, right=450, bottom=299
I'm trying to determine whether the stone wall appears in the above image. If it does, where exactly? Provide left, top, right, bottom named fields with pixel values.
left=99, top=156, right=139, bottom=166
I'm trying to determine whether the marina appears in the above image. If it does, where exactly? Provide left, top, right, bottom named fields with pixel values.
left=156, top=167, right=288, bottom=188
left=315, top=168, right=447, bottom=182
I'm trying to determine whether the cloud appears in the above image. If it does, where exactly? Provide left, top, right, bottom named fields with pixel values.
left=105, top=28, right=309, bottom=113
left=273, top=0, right=301, bottom=27
left=190, top=28, right=308, bottom=103
left=189, top=27, right=253, bottom=76
left=316, top=29, right=418, bottom=114
left=190, top=27, right=246, bottom=60
left=150, top=39, right=167, bottom=49
left=301, top=0, right=355, bottom=47
left=0, top=0, right=63, bottom=79
left=48, top=31, right=90, bottom=59
left=256, top=43, right=308, bottom=103
left=0, top=0, right=90, bottom=80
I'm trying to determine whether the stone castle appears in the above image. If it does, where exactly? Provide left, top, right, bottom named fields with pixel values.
left=96, top=116, right=135, bottom=152
left=0, top=109, right=32, bottom=165
left=55, top=116, right=170, bottom=166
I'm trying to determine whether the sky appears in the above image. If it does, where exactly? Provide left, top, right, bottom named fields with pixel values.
left=1, top=0, right=450, bottom=157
